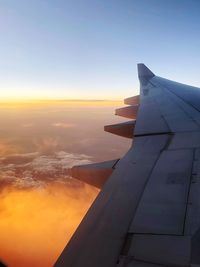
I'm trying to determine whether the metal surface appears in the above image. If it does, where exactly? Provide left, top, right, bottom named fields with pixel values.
left=115, top=105, right=138, bottom=119
left=55, top=135, right=169, bottom=267
left=124, top=95, right=140, bottom=105
left=129, top=235, right=190, bottom=267
left=130, top=149, right=193, bottom=235
left=104, top=121, right=135, bottom=138
left=70, top=159, right=119, bottom=188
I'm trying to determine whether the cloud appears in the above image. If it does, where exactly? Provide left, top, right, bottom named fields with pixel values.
left=0, top=151, right=92, bottom=189
left=52, top=122, right=76, bottom=128
left=0, top=183, right=98, bottom=267
left=0, top=148, right=97, bottom=266
left=22, top=123, right=34, bottom=128
left=33, top=137, right=61, bottom=153
left=0, top=141, right=18, bottom=156
left=0, top=150, right=96, bottom=267
left=0, top=152, right=39, bottom=164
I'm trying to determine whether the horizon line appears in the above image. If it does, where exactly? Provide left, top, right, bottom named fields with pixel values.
left=0, top=98, right=124, bottom=103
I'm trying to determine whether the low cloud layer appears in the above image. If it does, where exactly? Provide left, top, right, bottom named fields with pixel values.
left=0, top=150, right=97, bottom=267
left=0, top=151, right=92, bottom=189
left=0, top=101, right=129, bottom=267
left=0, top=183, right=98, bottom=267
left=52, top=122, right=76, bottom=128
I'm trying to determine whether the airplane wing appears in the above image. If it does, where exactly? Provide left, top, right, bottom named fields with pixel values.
left=54, top=64, right=200, bottom=267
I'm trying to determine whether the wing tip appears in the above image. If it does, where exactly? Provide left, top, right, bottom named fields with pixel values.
left=137, top=63, right=155, bottom=79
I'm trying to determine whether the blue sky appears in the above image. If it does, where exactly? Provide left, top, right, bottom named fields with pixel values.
left=0, top=0, right=200, bottom=100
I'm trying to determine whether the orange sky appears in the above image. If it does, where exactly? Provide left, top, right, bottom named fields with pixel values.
left=0, top=99, right=123, bottom=109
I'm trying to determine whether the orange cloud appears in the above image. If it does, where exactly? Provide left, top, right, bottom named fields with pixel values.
left=33, top=137, right=61, bottom=154
left=0, top=183, right=98, bottom=267
left=0, top=142, right=19, bottom=157
left=22, top=123, right=34, bottom=128
left=52, top=122, right=76, bottom=128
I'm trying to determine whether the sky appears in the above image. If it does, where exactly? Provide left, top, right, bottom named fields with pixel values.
left=1, top=0, right=200, bottom=100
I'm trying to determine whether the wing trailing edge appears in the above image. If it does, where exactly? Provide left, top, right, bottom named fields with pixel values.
left=124, top=95, right=140, bottom=105
left=69, top=159, right=119, bottom=188
left=115, top=105, right=138, bottom=119
left=104, top=120, right=135, bottom=138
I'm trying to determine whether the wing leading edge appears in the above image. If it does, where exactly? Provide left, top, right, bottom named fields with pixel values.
left=54, top=64, right=200, bottom=267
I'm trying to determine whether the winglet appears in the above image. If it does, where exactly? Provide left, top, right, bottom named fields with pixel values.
left=137, top=64, right=155, bottom=80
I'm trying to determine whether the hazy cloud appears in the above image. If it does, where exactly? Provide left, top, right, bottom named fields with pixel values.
left=22, top=123, right=34, bottom=128
left=0, top=183, right=98, bottom=267
left=33, top=137, right=61, bottom=153
left=52, top=122, right=76, bottom=128
left=0, top=141, right=18, bottom=156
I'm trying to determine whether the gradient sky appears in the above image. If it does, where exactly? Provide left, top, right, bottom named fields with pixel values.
left=1, top=0, right=200, bottom=100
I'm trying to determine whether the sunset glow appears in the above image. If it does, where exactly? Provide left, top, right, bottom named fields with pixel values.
left=0, top=100, right=130, bottom=266
left=0, top=183, right=98, bottom=267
